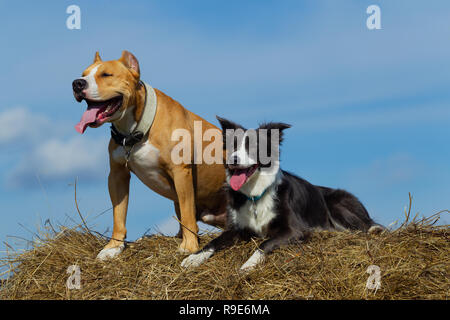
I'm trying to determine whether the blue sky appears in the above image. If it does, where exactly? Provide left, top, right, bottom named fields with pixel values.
left=0, top=0, right=449, bottom=258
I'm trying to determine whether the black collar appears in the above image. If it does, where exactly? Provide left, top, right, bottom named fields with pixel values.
left=110, top=124, right=144, bottom=147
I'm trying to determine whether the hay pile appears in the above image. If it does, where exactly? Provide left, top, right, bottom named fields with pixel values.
left=0, top=212, right=448, bottom=300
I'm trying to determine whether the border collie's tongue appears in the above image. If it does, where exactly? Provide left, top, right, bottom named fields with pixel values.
left=230, top=172, right=248, bottom=191
left=75, top=107, right=102, bottom=134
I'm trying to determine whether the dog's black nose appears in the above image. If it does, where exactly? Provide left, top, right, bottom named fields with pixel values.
left=230, top=155, right=240, bottom=165
left=72, top=79, right=87, bottom=93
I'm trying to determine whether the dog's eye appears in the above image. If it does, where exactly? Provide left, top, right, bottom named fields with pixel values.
left=101, top=72, right=113, bottom=77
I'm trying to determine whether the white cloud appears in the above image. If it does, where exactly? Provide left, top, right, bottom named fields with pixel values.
left=2, top=109, right=109, bottom=188
left=0, top=107, right=49, bottom=144
left=0, top=106, right=109, bottom=188
left=0, top=107, right=70, bottom=146
left=7, top=136, right=108, bottom=188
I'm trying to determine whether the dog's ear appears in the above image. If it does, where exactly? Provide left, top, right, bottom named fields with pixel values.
left=119, top=50, right=140, bottom=78
left=216, top=116, right=245, bottom=150
left=93, top=51, right=102, bottom=63
left=259, top=122, right=291, bottom=144
left=216, top=116, right=243, bottom=132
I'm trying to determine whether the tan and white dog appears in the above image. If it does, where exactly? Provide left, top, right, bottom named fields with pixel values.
left=72, top=51, right=227, bottom=260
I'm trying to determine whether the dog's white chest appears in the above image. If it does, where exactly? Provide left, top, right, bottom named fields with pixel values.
left=111, top=142, right=174, bottom=197
left=129, top=141, right=160, bottom=168
left=230, top=190, right=277, bottom=236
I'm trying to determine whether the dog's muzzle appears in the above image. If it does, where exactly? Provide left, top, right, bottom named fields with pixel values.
left=72, top=79, right=88, bottom=102
left=72, top=79, right=87, bottom=93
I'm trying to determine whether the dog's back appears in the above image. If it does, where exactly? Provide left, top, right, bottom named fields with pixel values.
left=276, top=170, right=333, bottom=231
left=276, top=171, right=381, bottom=233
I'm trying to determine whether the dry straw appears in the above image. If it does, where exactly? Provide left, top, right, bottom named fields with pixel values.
left=0, top=195, right=448, bottom=300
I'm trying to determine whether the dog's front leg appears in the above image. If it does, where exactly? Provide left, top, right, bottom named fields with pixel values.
left=240, top=230, right=303, bottom=272
left=181, top=229, right=240, bottom=268
left=97, top=156, right=131, bottom=261
left=173, top=201, right=183, bottom=238
left=173, top=165, right=199, bottom=253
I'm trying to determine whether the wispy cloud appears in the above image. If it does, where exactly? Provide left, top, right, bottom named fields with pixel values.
left=1, top=107, right=108, bottom=188
left=0, top=107, right=67, bottom=145
left=6, top=135, right=108, bottom=188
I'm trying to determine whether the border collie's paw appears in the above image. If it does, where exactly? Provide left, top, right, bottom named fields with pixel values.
left=96, top=244, right=125, bottom=261
left=368, top=224, right=385, bottom=235
left=240, top=250, right=265, bottom=272
left=181, top=250, right=214, bottom=268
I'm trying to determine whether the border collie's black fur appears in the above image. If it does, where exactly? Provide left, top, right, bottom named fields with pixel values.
left=181, top=117, right=383, bottom=271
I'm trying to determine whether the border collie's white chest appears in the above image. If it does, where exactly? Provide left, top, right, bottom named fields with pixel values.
left=230, top=188, right=277, bottom=236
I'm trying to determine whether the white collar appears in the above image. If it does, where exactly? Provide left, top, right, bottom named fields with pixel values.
left=110, top=81, right=158, bottom=147
left=134, top=81, right=157, bottom=136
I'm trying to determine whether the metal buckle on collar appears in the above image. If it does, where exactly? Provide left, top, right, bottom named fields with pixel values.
left=111, top=125, right=144, bottom=169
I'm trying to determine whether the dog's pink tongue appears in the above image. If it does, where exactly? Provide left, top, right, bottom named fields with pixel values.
left=75, top=107, right=101, bottom=134
left=230, top=172, right=247, bottom=191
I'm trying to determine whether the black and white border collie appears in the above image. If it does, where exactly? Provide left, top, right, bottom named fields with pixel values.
left=181, top=116, right=383, bottom=272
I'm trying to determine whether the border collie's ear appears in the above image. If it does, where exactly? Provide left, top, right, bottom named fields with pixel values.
left=259, top=122, right=291, bottom=144
left=216, top=116, right=242, bottom=132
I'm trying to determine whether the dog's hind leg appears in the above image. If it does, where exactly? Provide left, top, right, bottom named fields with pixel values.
left=198, top=190, right=228, bottom=228
left=368, top=224, right=385, bottom=234
left=200, top=209, right=227, bottom=229
left=319, top=187, right=383, bottom=232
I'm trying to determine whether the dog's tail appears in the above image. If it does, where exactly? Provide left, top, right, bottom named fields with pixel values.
left=317, top=186, right=385, bottom=233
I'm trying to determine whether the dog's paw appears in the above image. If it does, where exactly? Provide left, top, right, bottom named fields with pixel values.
left=368, top=224, right=385, bottom=235
left=96, top=244, right=125, bottom=261
left=177, top=246, right=192, bottom=254
left=239, top=250, right=265, bottom=273
left=181, top=250, right=214, bottom=268
left=178, top=239, right=199, bottom=254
